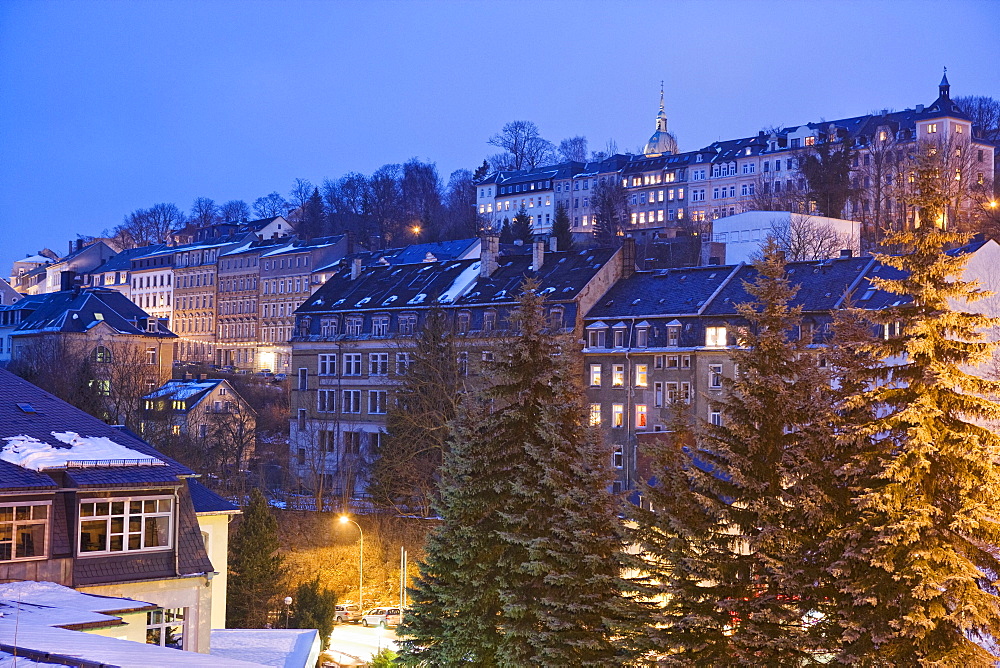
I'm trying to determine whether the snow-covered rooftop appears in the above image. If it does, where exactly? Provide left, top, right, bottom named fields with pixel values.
left=211, top=628, right=321, bottom=668
left=437, top=261, right=481, bottom=304
left=0, top=432, right=164, bottom=471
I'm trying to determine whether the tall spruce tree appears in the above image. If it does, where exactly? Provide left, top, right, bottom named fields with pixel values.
left=629, top=245, right=837, bottom=664
left=829, top=223, right=1000, bottom=664
left=399, top=280, right=636, bottom=666
left=228, top=489, right=285, bottom=628
left=552, top=201, right=574, bottom=251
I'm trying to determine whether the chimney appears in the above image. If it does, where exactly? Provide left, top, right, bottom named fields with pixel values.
left=532, top=240, right=545, bottom=272
left=199, top=373, right=207, bottom=381
left=182, top=372, right=190, bottom=381
left=621, top=237, right=636, bottom=279
left=839, top=249, right=853, bottom=258
left=351, top=257, right=362, bottom=281
left=916, top=104, right=924, bottom=113
left=480, top=234, right=499, bottom=278
left=776, top=249, right=786, bottom=263
left=548, top=236, right=558, bottom=252
left=59, top=270, right=76, bottom=292
left=76, top=239, right=84, bottom=252
left=68, top=240, right=73, bottom=255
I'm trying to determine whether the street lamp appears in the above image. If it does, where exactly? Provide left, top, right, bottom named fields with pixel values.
left=283, top=596, right=292, bottom=628
left=339, top=515, right=363, bottom=612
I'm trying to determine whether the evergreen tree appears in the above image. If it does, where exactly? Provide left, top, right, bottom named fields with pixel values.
left=290, top=575, right=337, bottom=650
left=399, top=280, right=636, bottom=666
left=552, top=201, right=574, bottom=251
left=630, top=245, right=836, bottom=664
left=800, top=140, right=854, bottom=218
left=227, top=489, right=285, bottom=628
left=366, top=309, right=464, bottom=517
left=592, top=179, right=629, bottom=247
left=499, top=218, right=513, bottom=245
left=830, top=223, right=1000, bottom=665
left=511, top=206, right=533, bottom=243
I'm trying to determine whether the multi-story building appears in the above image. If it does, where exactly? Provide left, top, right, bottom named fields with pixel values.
left=9, top=249, right=57, bottom=295
left=0, top=277, right=19, bottom=306
left=258, top=236, right=347, bottom=374
left=130, top=245, right=175, bottom=328
left=80, top=244, right=163, bottom=300
left=216, top=239, right=277, bottom=369
left=476, top=75, right=996, bottom=248
left=43, top=240, right=120, bottom=294
left=582, top=237, right=1000, bottom=492
left=170, top=237, right=252, bottom=365
left=142, top=377, right=255, bottom=441
left=288, top=236, right=629, bottom=497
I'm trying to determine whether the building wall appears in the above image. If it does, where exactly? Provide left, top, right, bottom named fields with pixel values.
left=196, top=512, right=233, bottom=629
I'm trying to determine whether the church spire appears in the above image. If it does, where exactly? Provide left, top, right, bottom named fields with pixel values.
left=939, top=66, right=950, bottom=99
left=656, top=81, right=667, bottom=133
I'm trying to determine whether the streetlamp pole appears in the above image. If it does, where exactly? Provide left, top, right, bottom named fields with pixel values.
left=339, top=515, right=363, bottom=612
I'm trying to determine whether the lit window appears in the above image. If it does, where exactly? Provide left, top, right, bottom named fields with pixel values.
left=79, top=497, right=172, bottom=555
left=955, top=124, right=964, bottom=134
left=612, top=365, right=625, bottom=387
left=635, top=364, right=648, bottom=387
left=0, top=503, right=48, bottom=561
left=636, top=405, right=647, bottom=429
left=612, top=404, right=624, bottom=428
left=927, top=123, right=938, bottom=134
left=589, top=404, right=601, bottom=426
left=590, top=364, right=602, bottom=387
left=706, top=326, right=727, bottom=347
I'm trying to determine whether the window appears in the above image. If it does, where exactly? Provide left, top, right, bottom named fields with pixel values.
left=79, top=497, right=172, bottom=555
left=318, top=354, right=337, bottom=375
left=91, top=346, right=112, bottom=364
left=589, top=404, right=601, bottom=426
left=709, top=364, right=723, bottom=389
left=612, top=364, right=625, bottom=387
left=585, top=328, right=606, bottom=348
left=343, top=354, right=362, bottom=375
left=399, top=314, right=416, bottom=335
left=146, top=607, right=186, bottom=649
left=342, top=390, right=361, bottom=413
left=369, top=353, right=389, bottom=375
left=705, top=326, right=727, bottom=347
left=317, top=390, right=336, bottom=412
left=483, top=311, right=496, bottom=332
left=667, top=355, right=679, bottom=369
left=0, top=503, right=48, bottom=561
left=654, top=382, right=664, bottom=408
left=90, top=380, right=111, bottom=396
left=456, top=312, right=470, bottom=333
left=666, top=382, right=678, bottom=403
left=369, top=390, right=388, bottom=414
left=613, top=445, right=624, bottom=469
left=681, top=382, right=691, bottom=404
left=396, top=352, right=413, bottom=375
left=612, top=404, right=624, bottom=428
left=298, top=368, right=308, bottom=390
left=372, top=316, right=389, bottom=337
left=297, top=408, right=306, bottom=431
left=345, top=316, right=363, bottom=336
left=589, top=364, right=602, bottom=387
left=635, top=364, right=648, bottom=387
left=145, top=347, right=157, bottom=365
left=927, top=123, right=938, bottom=134
left=682, top=355, right=691, bottom=369
left=457, top=351, right=468, bottom=376
left=667, top=326, right=680, bottom=346
left=614, top=329, right=626, bottom=348
left=343, top=431, right=362, bottom=454
left=654, top=355, right=664, bottom=369
left=635, top=328, right=648, bottom=348
left=636, top=405, right=647, bottom=429
left=711, top=411, right=723, bottom=427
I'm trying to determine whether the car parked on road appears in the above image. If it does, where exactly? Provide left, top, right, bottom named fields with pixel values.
left=335, top=604, right=361, bottom=624
left=360, top=607, right=401, bottom=628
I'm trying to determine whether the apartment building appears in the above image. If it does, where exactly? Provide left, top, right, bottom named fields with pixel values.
left=288, top=236, right=628, bottom=497
left=258, top=236, right=347, bottom=374
left=130, top=246, right=176, bottom=328
left=476, top=75, right=995, bottom=247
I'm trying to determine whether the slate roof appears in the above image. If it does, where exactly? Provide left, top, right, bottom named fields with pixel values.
left=259, top=235, right=345, bottom=258
left=586, top=265, right=740, bottom=319
left=187, top=479, right=240, bottom=514
left=381, top=238, right=479, bottom=265
left=0, top=368, right=195, bottom=487
left=143, top=379, right=224, bottom=409
left=299, top=246, right=617, bottom=316
left=88, top=245, right=165, bottom=273
left=0, top=288, right=175, bottom=337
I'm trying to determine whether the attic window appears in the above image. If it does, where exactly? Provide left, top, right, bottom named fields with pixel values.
left=861, top=289, right=876, bottom=301
left=16, top=403, right=36, bottom=414
left=94, top=313, right=104, bottom=321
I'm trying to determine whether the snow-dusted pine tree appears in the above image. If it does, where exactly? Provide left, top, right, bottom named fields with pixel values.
left=629, top=244, right=838, bottom=664
left=830, top=220, right=1000, bottom=664
left=398, top=279, right=636, bottom=666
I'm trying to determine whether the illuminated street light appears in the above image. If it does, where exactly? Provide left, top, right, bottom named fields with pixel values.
left=339, top=515, right=364, bottom=612
left=411, top=225, right=421, bottom=235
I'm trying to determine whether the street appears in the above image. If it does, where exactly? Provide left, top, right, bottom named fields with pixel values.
left=326, top=623, right=399, bottom=665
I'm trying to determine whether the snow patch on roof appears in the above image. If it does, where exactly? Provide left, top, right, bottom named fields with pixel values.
left=1, top=432, right=164, bottom=471
left=438, top=261, right=481, bottom=304
left=407, top=293, right=426, bottom=305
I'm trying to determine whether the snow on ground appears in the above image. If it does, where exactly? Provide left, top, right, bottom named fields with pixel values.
left=0, top=432, right=163, bottom=470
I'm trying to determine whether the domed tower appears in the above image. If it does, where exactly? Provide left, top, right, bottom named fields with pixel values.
left=643, top=82, right=678, bottom=157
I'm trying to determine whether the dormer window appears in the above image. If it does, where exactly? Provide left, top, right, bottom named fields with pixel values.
left=372, top=316, right=389, bottom=337
left=667, top=326, right=680, bottom=346
left=456, top=312, right=470, bottom=334
left=0, top=502, right=49, bottom=561
left=587, top=329, right=606, bottom=348
left=79, top=497, right=172, bottom=555
left=705, top=326, right=727, bottom=348
left=635, top=327, right=648, bottom=348
left=345, top=316, right=363, bottom=336
left=613, top=328, right=626, bottom=348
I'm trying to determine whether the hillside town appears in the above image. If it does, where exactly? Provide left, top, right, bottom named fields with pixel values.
left=4, top=2, right=1000, bottom=663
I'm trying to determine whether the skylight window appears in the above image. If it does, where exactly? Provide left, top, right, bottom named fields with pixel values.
left=16, top=403, right=36, bottom=413
left=860, top=289, right=876, bottom=301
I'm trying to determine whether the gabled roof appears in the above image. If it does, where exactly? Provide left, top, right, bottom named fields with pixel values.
left=0, top=289, right=175, bottom=337
left=143, top=378, right=226, bottom=410
left=87, top=244, right=165, bottom=274
left=586, top=265, right=740, bottom=319
left=381, top=238, right=480, bottom=265
left=0, top=369, right=195, bottom=488
left=188, top=478, right=240, bottom=514
left=259, top=235, right=345, bottom=258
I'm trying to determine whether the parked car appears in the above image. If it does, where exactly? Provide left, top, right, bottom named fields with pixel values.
left=273, top=373, right=287, bottom=382
left=335, top=604, right=361, bottom=624
left=360, top=607, right=401, bottom=628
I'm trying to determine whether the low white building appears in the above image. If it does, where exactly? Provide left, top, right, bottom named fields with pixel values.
left=712, top=210, right=861, bottom=264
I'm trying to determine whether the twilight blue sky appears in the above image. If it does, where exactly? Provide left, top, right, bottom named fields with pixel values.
left=1, top=0, right=998, bottom=275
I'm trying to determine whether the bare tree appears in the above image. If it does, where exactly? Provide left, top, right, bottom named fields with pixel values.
left=287, top=178, right=315, bottom=223
left=442, top=169, right=478, bottom=240
left=592, top=177, right=630, bottom=246
left=190, top=197, right=220, bottom=227
left=749, top=171, right=808, bottom=214
left=219, top=199, right=252, bottom=223
left=366, top=164, right=405, bottom=247
left=252, top=192, right=289, bottom=219
left=207, top=402, right=257, bottom=499
left=955, top=95, right=1000, bottom=141
left=558, top=136, right=589, bottom=163
left=763, top=215, right=853, bottom=261
left=487, top=120, right=556, bottom=171
left=114, top=203, right=185, bottom=248
left=401, top=159, right=443, bottom=239
left=590, top=139, right=620, bottom=162
left=323, top=173, right=371, bottom=238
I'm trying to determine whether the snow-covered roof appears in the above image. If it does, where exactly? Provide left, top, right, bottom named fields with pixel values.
left=211, top=629, right=321, bottom=668
left=0, top=431, right=164, bottom=471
